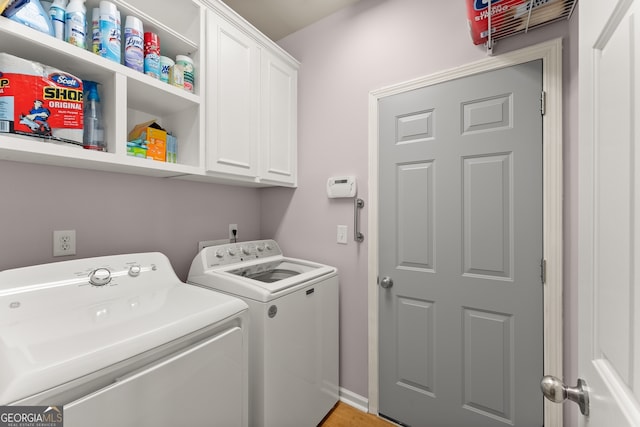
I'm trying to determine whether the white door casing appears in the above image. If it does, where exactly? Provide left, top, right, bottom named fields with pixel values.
left=578, top=0, right=640, bottom=424
left=368, top=38, right=564, bottom=426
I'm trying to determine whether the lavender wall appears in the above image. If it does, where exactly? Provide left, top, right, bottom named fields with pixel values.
left=262, top=1, right=579, bottom=423
left=0, top=160, right=261, bottom=280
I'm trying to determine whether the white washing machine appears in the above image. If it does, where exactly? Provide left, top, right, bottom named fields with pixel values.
left=188, top=239, right=339, bottom=427
left=0, top=252, right=249, bottom=427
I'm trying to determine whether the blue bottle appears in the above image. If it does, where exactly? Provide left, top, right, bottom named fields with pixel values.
left=83, top=80, right=106, bottom=151
left=3, top=0, right=55, bottom=36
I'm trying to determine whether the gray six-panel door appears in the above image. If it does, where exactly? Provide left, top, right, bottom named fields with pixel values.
left=378, top=61, right=543, bottom=427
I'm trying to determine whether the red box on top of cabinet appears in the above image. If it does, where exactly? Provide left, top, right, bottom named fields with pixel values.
left=466, top=0, right=569, bottom=45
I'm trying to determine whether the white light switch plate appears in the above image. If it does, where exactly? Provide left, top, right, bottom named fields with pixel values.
left=337, top=225, right=348, bottom=244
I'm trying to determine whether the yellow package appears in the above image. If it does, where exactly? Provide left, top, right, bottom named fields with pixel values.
left=145, top=127, right=166, bottom=161
left=128, top=119, right=166, bottom=162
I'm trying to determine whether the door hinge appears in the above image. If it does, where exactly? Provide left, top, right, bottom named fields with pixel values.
left=541, top=259, right=547, bottom=284
left=540, top=91, right=546, bottom=116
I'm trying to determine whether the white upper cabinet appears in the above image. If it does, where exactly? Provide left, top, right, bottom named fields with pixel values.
left=260, top=49, right=298, bottom=186
left=205, top=10, right=260, bottom=179
left=0, top=0, right=298, bottom=187
left=203, top=2, right=299, bottom=187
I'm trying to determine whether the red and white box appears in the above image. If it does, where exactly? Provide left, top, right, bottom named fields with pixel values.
left=466, top=0, right=568, bottom=45
left=0, top=53, right=84, bottom=144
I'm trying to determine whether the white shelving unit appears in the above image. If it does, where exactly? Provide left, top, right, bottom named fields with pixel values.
left=0, top=0, right=298, bottom=186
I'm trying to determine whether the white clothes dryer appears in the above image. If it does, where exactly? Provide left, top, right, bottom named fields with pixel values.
left=0, top=252, right=249, bottom=427
left=188, top=240, right=339, bottom=427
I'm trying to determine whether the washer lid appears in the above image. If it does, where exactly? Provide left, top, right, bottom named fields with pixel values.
left=189, top=257, right=336, bottom=301
left=0, top=253, right=247, bottom=404
left=227, top=259, right=319, bottom=283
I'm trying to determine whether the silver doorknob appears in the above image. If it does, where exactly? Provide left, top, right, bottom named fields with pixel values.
left=380, top=276, right=394, bottom=289
left=540, top=375, right=589, bottom=416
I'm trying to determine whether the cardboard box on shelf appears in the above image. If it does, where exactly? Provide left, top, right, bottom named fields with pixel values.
left=128, top=119, right=166, bottom=162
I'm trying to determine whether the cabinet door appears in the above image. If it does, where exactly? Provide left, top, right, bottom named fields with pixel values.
left=206, top=10, right=259, bottom=178
left=260, top=51, right=298, bottom=186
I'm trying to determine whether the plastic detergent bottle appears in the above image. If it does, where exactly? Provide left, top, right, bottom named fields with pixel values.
left=65, top=0, right=86, bottom=48
left=3, top=0, right=55, bottom=36
left=83, top=80, right=106, bottom=151
left=48, top=0, right=66, bottom=39
left=123, top=15, right=143, bottom=72
left=99, top=1, right=120, bottom=63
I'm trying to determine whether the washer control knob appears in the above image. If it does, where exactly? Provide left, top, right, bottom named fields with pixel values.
left=227, top=248, right=236, bottom=257
left=89, top=268, right=111, bottom=286
left=128, top=265, right=141, bottom=277
left=215, top=249, right=225, bottom=258
left=265, top=243, right=272, bottom=251
left=256, top=245, right=264, bottom=252
left=241, top=246, right=251, bottom=255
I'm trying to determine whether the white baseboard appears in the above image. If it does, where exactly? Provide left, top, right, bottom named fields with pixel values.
left=339, top=387, right=368, bottom=413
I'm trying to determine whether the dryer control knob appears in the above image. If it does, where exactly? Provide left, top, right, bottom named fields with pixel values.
left=128, top=265, right=141, bottom=277
left=89, top=268, right=111, bottom=286
left=215, top=249, right=225, bottom=258
left=227, top=248, right=236, bottom=256
left=256, top=245, right=264, bottom=252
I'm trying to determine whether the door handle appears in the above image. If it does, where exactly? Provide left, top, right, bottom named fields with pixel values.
left=540, top=376, right=589, bottom=416
left=380, top=276, right=393, bottom=289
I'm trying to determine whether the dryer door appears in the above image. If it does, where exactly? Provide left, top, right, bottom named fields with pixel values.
left=64, top=327, right=246, bottom=427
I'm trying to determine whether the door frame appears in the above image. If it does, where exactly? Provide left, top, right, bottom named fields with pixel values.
left=367, top=38, right=564, bottom=427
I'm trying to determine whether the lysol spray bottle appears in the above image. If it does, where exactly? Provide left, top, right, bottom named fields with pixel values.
left=143, top=32, right=160, bottom=78
left=49, top=0, right=67, bottom=40
left=116, top=10, right=121, bottom=57
left=99, top=1, right=120, bottom=63
left=91, top=7, right=100, bottom=54
left=124, top=15, right=144, bottom=72
left=65, top=0, right=86, bottom=48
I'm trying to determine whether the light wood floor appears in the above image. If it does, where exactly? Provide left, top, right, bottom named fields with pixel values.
left=319, top=402, right=396, bottom=427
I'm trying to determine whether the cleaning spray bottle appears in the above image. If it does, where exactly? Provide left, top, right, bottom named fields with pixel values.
left=65, top=0, right=86, bottom=48
left=2, top=0, right=55, bottom=36
left=48, top=0, right=66, bottom=39
left=83, top=80, right=106, bottom=151
left=99, top=1, right=119, bottom=62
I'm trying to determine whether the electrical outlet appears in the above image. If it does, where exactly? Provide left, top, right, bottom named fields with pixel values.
left=337, top=225, right=348, bottom=244
left=53, top=230, right=76, bottom=257
left=229, top=224, right=238, bottom=241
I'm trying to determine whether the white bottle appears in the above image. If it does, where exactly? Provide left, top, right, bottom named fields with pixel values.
left=65, top=0, right=86, bottom=49
left=124, top=15, right=144, bottom=72
left=99, top=1, right=119, bottom=62
left=89, top=7, right=99, bottom=54
left=49, top=0, right=67, bottom=40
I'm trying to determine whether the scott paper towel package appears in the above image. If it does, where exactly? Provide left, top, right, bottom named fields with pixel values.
left=0, top=52, right=84, bottom=145
left=466, top=0, right=568, bottom=45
